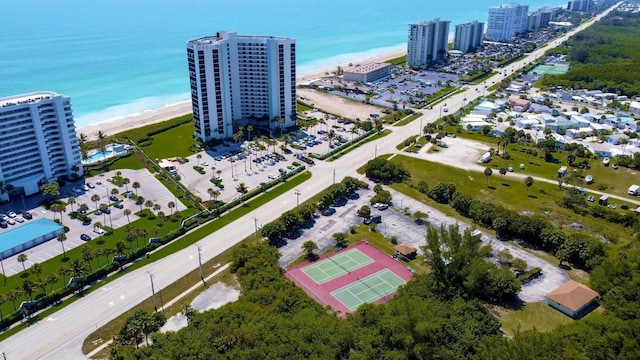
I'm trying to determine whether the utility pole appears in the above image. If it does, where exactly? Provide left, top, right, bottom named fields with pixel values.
left=333, top=169, right=336, bottom=184
left=148, top=272, right=157, bottom=312
left=374, top=144, right=378, bottom=158
left=294, top=189, right=301, bottom=207
left=195, top=244, right=204, bottom=285
left=254, top=218, right=259, bottom=241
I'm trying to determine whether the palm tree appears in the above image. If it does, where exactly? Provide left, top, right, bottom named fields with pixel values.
left=31, top=262, right=43, bottom=279
left=46, top=273, right=59, bottom=294
left=57, top=233, right=68, bottom=259
left=70, top=259, right=86, bottom=292
left=167, top=201, right=175, bottom=216
left=196, top=153, right=202, bottom=166
left=207, top=188, right=214, bottom=202
left=115, top=241, right=127, bottom=257
left=97, top=131, right=107, bottom=152
left=94, top=221, right=104, bottom=244
left=247, top=124, right=253, bottom=141
left=174, top=211, right=183, bottom=228
left=524, top=176, right=534, bottom=196
left=137, top=196, right=145, bottom=212
left=153, top=203, right=161, bottom=215
left=110, top=188, right=119, bottom=203
left=144, top=200, right=153, bottom=214
left=7, top=290, right=21, bottom=311
left=123, top=209, right=132, bottom=225
left=58, top=266, right=72, bottom=287
left=132, top=181, right=140, bottom=196
left=82, top=246, right=94, bottom=272
left=137, top=229, right=148, bottom=250
left=79, top=203, right=89, bottom=214
left=91, top=194, right=100, bottom=210
left=17, top=253, right=28, bottom=275
left=499, top=167, right=507, bottom=183
left=68, top=197, right=76, bottom=212
left=22, top=280, right=36, bottom=301
left=125, top=227, right=137, bottom=253
left=210, top=189, right=220, bottom=202
left=94, top=249, right=104, bottom=269
left=236, top=183, right=248, bottom=204
left=157, top=211, right=166, bottom=235
left=99, top=203, right=108, bottom=226
left=123, top=178, right=130, bottom=192
left=484, top=167, right=493, bottom=186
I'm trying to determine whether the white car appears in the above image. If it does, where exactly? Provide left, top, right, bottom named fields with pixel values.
left=93, top=227, right=105, bottom=235
left=82, top=185, right=90, bottom=191
left=603, top=157, right=610, bottom=166
left=6, top=218, right=15, bottom=225
left=268, top=173, right=277, bottom=179
left=7, top=211, right=16, bottom=218
left=585, top=175, right=593, bottom=184
left=201, top=161, right=209, bottom=167
left=15, top=216, right=24, bottom=223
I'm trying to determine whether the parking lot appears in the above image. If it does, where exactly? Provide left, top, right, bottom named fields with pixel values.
left=0, top=168, right=186, bottom=275
left=277, top=182, right=567, bottom=302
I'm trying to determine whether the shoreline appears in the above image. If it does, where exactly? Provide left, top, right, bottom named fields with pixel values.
left=77, top=49, right=407, bottom=140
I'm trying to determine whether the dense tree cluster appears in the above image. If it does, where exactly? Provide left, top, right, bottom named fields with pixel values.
left=538, top=11, right=640, bottom=97
left=363, top=158, right=410, bottom=184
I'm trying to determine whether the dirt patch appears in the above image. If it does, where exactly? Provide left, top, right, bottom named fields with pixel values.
left=298, top=88, right=381, bottom=121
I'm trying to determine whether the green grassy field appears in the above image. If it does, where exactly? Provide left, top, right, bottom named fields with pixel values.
left=492, top=302, right=574, bottom=337
left=142, top=122, right=198, bottom=160
left=446, top=127, right=640, bottom=201
left=387, top=154, right=634, bottom=246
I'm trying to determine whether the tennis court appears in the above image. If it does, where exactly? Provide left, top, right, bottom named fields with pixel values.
left=529, top=64, right=568, bottom=75
left=331, top=269, right=407, bottom=311
left=302, top=249, right=373, bottom=284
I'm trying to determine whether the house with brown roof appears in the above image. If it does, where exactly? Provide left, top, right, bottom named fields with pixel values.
left=545, top=280, right=600, bottom=318
left=394, top=243, right=417, bottom=261
left=508, top=95, right=531, bottom=112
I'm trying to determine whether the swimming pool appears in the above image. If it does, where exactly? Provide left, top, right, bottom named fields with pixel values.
left=82, top=143, right=131, bottom=165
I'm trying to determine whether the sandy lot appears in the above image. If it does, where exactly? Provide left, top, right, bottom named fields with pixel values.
left=298, top=88, right=383, bottom=122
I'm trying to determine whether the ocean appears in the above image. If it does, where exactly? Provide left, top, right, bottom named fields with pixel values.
left=0, top=0, right=563, bottom=128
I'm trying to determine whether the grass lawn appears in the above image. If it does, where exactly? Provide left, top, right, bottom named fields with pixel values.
left=327, top=130, right=391, bottom=161
left=388, top=155, right=635, bottom=246
left=491, top=302, right=573, bottom=337
left=393, top=112, right=423, bottom=127
left=142, top=122, right=198, bottom=160
left=112, top=114, right=192, bottom=143
left=446, top=127, right=640, bottom=201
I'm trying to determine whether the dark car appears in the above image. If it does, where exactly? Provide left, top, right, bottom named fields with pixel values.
left=364, top=215, right=382, bottom=225
left=0, top=221, right=7, bottom=228
left=114, top=203, right=124, bottom=209
left=322, top=207, right=336, bottom=216
left=82, top=218, right=92, bottom=225
left=103, top=208, right=111, bottom=214
left=22, top=212, right=32, bottom=220
left=109, top=195, right=119, bottom=202
left=80, top=234, right=91, bottom=241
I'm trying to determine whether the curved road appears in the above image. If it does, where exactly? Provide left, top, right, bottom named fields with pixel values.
left=0, top=4, right=620, bottom=359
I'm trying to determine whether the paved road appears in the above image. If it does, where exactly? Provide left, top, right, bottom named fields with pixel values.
left=0, top=5, right=619, bottom=359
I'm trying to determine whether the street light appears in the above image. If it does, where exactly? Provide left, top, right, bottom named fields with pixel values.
left=374, top=144, right=378, bottom=159
left=195, top=244, right=204, bottom=285
left=254, top=217, right=259, bottom=241
left=294, top=189, right=301, bottom=207
left=147, top=272, right=157, bottom=312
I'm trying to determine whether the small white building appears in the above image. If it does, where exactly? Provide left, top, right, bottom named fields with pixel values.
left=630, top=101, right=640, bottom=116
left=628, top=184, right=640, bottom=196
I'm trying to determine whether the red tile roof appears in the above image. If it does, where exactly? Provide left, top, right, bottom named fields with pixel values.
left=546, top=280, right=599, bottom=312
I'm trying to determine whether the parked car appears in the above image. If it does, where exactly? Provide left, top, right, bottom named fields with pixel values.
left=587, top=195, right=596, bottom=202
left=322, top=207, right=336, bottom=216
left=364, top=215, right=382, bottom=225
left=114, top=203, right=124, bottom=209
left=80, top=234, right=91, bottom=241
left=6, top=218, right=15, bottom=225
left=585, top=175, right=593, bottom=184
left=22, top=212, right=32, bottom=220
left=95, top=210, right=102, bottom=216
left=377, top=203, right=389, bottom=210
left=15, top=216, right=24, bottom=223
left=82, top=185, right=90, bottom=191
left=7, top=211, right=17, bottom=218
left=0, top=221, right=7, bottom=228
left=93, top=227, right=105, bottom=235
left=109, top=195, right=119, bottom=202
left=87, top=182, right=95, bottom=189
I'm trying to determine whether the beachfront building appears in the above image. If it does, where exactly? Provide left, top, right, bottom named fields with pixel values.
left=0, top=92, right=83, bottom=201
left=343, top=63, right=392, bottom=83
left=407, top=18, right=450, bottom=68
left=453, top=21, right=485, bottom=53
left=187, top=31, right=296, bottom=142
left=567, top=0, right=592, bottom=12
left=527, top=7, right=554, bottom=31
left=486, top=3, right=529, bottom=42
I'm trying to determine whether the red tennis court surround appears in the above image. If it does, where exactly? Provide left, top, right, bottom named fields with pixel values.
left=285, top=241, right=414, bottom=315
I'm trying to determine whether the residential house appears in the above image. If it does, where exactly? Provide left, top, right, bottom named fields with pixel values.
left=546, top=280, right=599, bottom=319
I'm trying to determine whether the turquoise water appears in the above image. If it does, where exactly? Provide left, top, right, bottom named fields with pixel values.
left=0, top=218, right=63, bottom=254
left=1, top=0, right=563, bottom=127
left=84, top=151, right=114, bottom=164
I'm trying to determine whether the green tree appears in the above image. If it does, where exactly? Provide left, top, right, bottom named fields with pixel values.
left=236, top=183, right=248, bottom=203
left=40, top=181, right=60, bottom=199
left=412, top=210, right=428, bottom=224
left=484, top=167, right=493, bottom=186
left=332, top=232, right=348, bottom=249
left=357, top=205, right=371, bottom=218
left=31, top=262, right=43, bottom=279
left=524, top=176, right=534, bottom=196
left=499, top=167, right=507, bottom=183
left=57, top=233, right=67, bottom=259
left=132, top=181, right=140, bottom=196
left=90, top=194, right=100, bottom=210
left=302, top=240, right=319, bottom=261
left=17, top=253, right=28, bottom=275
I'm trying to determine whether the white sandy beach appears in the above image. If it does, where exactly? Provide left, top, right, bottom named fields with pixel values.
left=76, top=49, right=407, bottom=140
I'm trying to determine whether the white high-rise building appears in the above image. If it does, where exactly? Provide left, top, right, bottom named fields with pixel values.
left=0, top=92, right=83, bottom=200
left=454, top=21, right=485, bottom=53
left=187, top=31, right=296, bottom=142
left=407, top=18, right=450, bottom=68
left=486, top=3, right=529, bottom=42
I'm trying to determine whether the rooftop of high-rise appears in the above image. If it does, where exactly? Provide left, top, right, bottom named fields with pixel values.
left=0, top=91, right=63, bottom=108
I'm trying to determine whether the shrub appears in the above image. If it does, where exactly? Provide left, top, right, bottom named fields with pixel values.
left=517, top=267, right=542, bottom=283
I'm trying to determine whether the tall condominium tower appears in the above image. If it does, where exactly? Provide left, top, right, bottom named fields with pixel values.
left=407, top=18, right=450, bottom=68
left=0, top=92, right=83, bottom=200
left=486, top=3, right=529, bottom=42
left=187, top=31, right=296, bottom=142
left=453, top=21, right=485, bottom=53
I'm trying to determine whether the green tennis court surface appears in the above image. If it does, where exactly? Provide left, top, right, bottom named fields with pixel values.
left=302, top=249, right=373, bottom=284
left=331, top=269, right=407, bottom=311
left=529, top=64, right=568, bottom=75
